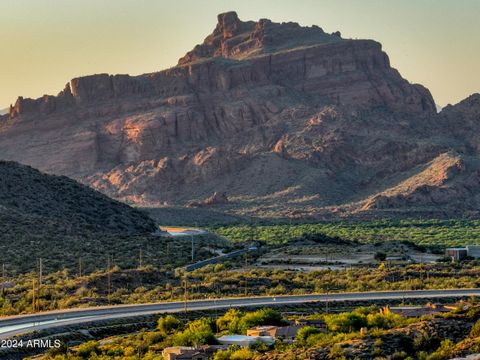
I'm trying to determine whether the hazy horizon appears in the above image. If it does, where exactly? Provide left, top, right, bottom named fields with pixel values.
left=1, top=0, right=479, bottom=109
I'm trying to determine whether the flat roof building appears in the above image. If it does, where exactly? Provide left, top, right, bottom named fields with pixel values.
left=247, top=325, right=303, bottom=341
left=446, top=248, right=468, bottom=261
left=162, top=346, right=217, bottom=360
left=467, top=245, right=480, bottom=258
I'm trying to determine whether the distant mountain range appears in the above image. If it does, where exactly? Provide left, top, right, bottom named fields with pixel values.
left=0, top=107, right=8, bottom=115
left=0, top=11, right=479, bottom=219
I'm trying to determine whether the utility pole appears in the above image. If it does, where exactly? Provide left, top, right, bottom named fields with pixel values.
left=0, top=264, right=4, bottom=315
left=32, top=278, right=36, bottom=313
left=244, top=253, right=248, bottom=297
left=37, top=258, right=43, bottom=312
left=38, top=258, right=43, bottom=288
left=325, top=285, right=329, bottom=314
left=79, top=258, right=83, bottom=278
left=191, top=235, right=195, bottom=262
left=1, top=263, right=5, bottom=296
left=184, top=276, right=188, bottom=314
left=107, top=255, right=111, bottom=304
left=139, top=249, right=143, bottom=268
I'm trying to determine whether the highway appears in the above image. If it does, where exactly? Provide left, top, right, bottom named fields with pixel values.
left=0, top=289, right=479, bottom=339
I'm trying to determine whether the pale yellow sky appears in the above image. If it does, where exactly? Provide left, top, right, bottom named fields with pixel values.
left=0, top=0, right=479, bottom=109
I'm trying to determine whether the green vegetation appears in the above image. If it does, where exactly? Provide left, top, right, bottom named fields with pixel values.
left=216, top=308, right=286, bottom=334
left=33, top=303, right=480, bottom=360
left=212, top=219, right=480, bottom=247
left=212, top=347, right=255, bottom=360
left=3, top=261, right=480, bottom=316
left=0, top=231, right=230, bottom=275
left=172, top=318, right=216, bottom=346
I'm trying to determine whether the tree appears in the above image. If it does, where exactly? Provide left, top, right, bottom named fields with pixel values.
left=217, top=308, right=243, bottom=333
left=238, top=308, right=284, bottom=333
left=172, top=318, right=215, bottom=346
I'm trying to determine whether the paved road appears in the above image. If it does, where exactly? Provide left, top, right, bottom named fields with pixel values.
left=1, top=289, right=479, bottom=339
left=159, top=226, right=207, bottom=237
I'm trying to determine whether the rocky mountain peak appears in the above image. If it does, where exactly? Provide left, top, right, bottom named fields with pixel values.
left=1, top=11, right=466, bottom=219
left=440, top=93, right=480, bottom=117
left=215, top=11, right=244, bottom=37
left=177, top=11, right=341, bottom=65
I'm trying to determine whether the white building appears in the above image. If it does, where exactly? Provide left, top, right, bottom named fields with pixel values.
left=216, top=335, right=275, bottom=347
left=467, top=245, right=480, bottom=258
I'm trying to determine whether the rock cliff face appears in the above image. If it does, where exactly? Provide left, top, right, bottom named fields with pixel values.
left=0, top=12, right=477, bottom=218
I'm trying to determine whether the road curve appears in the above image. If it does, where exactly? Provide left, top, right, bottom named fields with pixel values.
left=0, top=289, right=479, bottom=339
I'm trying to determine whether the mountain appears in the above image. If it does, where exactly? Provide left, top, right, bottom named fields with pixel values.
left=0, top=12, right=478, bottom=219
left=0, top=108, right=8, bottom=115
left=0, top=161, right=157, bottom=272
left=0, top=161, right=156, bottom=234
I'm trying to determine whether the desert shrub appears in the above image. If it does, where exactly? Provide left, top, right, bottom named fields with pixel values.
left=367, top=311, right=406, bottom=329
left=425, top=339, right=456, bottom=360
left=325, top=312, right=368, bottom=333
left=213, top=347, right=255, bottom=360
left=296, top=326, right=323, bottom=345
left=470, top=319, right=480, bottom=338
left=76, top=341, right=100, bottom=358
left=157, top=315, right=182, bottom=335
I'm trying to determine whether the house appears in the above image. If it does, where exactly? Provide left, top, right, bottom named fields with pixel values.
left=246, top=325, right=303, bottom=341
left=216, top=335, right=275, bottom=348
left=446, top=248, right=468, bottom=261
left=162, top=346, right=213, bottom=360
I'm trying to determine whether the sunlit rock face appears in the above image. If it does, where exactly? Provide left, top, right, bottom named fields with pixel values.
left=2, top=11, right=479, bottom=218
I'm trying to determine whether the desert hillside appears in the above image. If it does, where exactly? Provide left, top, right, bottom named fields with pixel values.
left=0, top=161, right=158, bottom=272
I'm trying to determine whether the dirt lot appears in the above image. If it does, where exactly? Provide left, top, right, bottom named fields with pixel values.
left=254, top=242, right=441, bottom=271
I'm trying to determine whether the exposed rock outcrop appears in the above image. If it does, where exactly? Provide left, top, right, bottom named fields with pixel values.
left=188, top=192, right=230, bottom=207
left=0, top=12, right=477, bottom=218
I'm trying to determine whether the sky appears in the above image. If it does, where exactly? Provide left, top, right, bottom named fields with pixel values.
left=0, top=0, right=479, bottom=109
